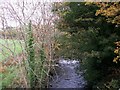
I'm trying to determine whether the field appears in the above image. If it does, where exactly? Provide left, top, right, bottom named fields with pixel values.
left=0, top=39, right=25, bottom=88
left=0, top=39, right=24, bottom=61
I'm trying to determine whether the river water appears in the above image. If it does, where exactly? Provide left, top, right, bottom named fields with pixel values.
left=49, top=59, right=87, bottom=88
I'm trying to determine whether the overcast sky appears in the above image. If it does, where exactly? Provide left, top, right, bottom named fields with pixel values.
left=0, top=0, right=63, bottom=29
left=1, top=0, right=117, bottom=29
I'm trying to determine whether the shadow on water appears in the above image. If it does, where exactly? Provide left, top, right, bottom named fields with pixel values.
left=49, top=59, right=87, bottom=89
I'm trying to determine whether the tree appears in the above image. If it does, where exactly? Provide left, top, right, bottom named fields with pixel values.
left=0, top=1, right=56, bottom=88
left=95, top=2, right=120, bottom=25
left=95, top=2, right=120, bottom=63
left=53, top=2, right=120, bottom=88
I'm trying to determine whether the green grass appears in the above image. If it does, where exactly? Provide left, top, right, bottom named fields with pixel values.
left=0, top=39, right=25, bottom=62
left=0, top=66, right=18, bottom=88
left=0, top=39, right=25, bottom=88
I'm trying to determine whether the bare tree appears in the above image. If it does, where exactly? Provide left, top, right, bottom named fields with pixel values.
left=0, top=0, right=58, bottom=88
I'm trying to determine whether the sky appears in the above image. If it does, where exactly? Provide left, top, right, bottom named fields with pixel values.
left=0, top=0, right=62, bottom=3
left=0, top=0, right=118, bottom=29
left=0, top=0, right=61, bottom=29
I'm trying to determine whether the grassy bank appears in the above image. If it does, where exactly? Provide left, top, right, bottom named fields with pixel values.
left=0, top=39, right=25, bottom=88
left=0, top=39, right=24, bottom=62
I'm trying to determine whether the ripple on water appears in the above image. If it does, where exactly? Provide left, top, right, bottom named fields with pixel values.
left=49, top=59, right=87, bottom=88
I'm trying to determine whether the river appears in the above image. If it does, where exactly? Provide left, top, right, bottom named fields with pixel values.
left=49, top=59, right=87, bottom=88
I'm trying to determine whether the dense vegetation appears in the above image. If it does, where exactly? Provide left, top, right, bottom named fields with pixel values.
left=0, top=22, right=48, bottom=88
left=26, top=21, right=47, bottom=88
left=0, top=39, right=24, bottom=88
left=53, top=2, right=120, bottom=89
left=1, top=1, right=120, bottom=89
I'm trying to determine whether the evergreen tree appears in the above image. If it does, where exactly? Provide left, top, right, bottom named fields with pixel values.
left=53, top=2, right=120, bottom=88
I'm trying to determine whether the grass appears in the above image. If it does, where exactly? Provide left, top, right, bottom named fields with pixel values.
left=0, top=39, right=24, bottom=62
left=0, top=39, right=48, bottom=88
left=0, top=39, right=25, bottom=88
left=0, top=66, right=18, bottom=88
